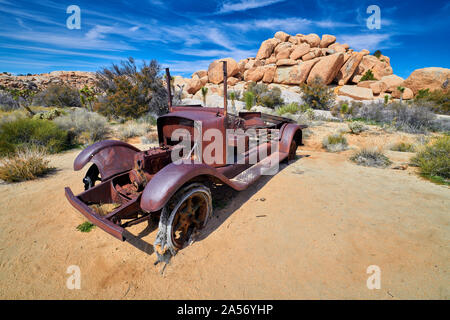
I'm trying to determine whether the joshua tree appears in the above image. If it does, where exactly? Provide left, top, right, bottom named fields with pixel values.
left=397, top=86, right=405, bottom=104
left=201, top=87, right=208, bottom=107
left=79, top=85, right=96, bottom=111
left=229, top=91, right=236, bottom=114
left=8, top=86, right=37, bottom=116
left=384, top=94, right=390, bottom=105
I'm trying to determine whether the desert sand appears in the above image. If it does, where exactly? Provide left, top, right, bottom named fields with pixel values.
left=0, top=123, right=448, bottom=299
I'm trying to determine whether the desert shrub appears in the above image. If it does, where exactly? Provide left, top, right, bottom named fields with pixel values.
left=413, top=88, right=450, bottom=115
left=350, top=149, right=392, bottom=168
left=0, top=146, right=54, bottom=182
left=33, top=84, right=82, bottom=108
left=390, top=142, right=416, bottom=152
left=0, top=118, right=69, bottom=156
left=411, top=136, right=450, bottom=184
left=348, top=121, right=368, bottom=134
left=360, top=70, right=376, bottom=81
left=300, top=76, right=335, bottom=110
left=322, top=133, right=348, bottom=152
left=373, top=50, right=382, bottom=59
left=331, top=101, right=362, bottom=118
left=117, top=120, right=150, bottom=140
left=95, top=57, right=168, bottom=118
left=348, top=101, right=438, bottom=133
left=244, top=91, right=255, bottom=110
left=0, top=91, right=20, bottom=111
left=53, top=108, right=109, bottom=145
left=32, top=108, right=62, bottom=121
left=243, top=82, right=283, bottom=109
left=276, top=102, right=300, bottom=115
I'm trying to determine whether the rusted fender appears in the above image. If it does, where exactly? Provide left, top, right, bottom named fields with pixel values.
left=140, top=162, right=245, bottom=213
left=279, top=123, right=304, bottom=153
left=73, top=140, right=140, bottom=180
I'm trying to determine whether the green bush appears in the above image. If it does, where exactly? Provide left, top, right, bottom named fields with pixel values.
left=390, top=142, right=416, bottom=152
left=411, top=136, right=450, bottom=184
left=33, top=84, right=82, bottom=108
left=373, top=50, right=382, bottom=59
left=276, top=103, right=300, bottom=115
left=242, top=82, right=283, bottom=109
left=360, top=70, right=376, bottom=81
left=350, top=149, right=392, bottom=168
left=0, top=118, right=69, bottom=156
left=244, top=91, right=255, bottom=111
left=413, top=88, right=450, bottom=115
left=95, top=57, right=168, bottom=118
left=300, top=76, right=335, bottom=110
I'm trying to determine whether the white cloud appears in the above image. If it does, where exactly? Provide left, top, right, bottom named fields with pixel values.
left=218, top=0, right=286, bottom=14
left=337, top=33, right=393, bottom=51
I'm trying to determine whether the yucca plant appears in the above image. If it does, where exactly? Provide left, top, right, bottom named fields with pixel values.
left=201, top=87, right=208, bottom=107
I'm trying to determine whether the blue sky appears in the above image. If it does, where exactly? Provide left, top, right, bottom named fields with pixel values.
left=0, top=0, right=449, bottom=78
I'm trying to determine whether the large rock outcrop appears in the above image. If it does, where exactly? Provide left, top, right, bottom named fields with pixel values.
left=402, top=67, right=450, bottom=94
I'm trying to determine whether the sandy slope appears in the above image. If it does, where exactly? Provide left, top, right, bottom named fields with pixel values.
left=0, top=123, right=448, bottom=299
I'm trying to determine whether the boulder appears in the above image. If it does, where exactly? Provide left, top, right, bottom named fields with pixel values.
left=227, top=77, right=240, bottom=86
left=335, top=53, right=364, bottom=85
left=391, top=87, right=414, bottom=100
left=307, top=53, right=345, bottom=85
left=274, top=42, right=293, bottom=55
left=288, top=36, right=299, bottom=45
left=303, top=33, right=321, bottom=47
left=276, top=59, right=297, bottom=66
left=274, top=31, right=290, bottom=42
left=360, top=49, right=370, bottom=56
left=256, top=38, right=280, bottom=60
left=290, top=43, right=310, bottom=60
left=266, top=55, right=277, bottom=64
left=338, top=85, right=374, bottom=100
left=276, top=47, right=294, bottom=60
left=380, top=74, right=404, bottom=90
left=244, top=66, right=265, bottom=82
left=370, top=81, right=388, bottom=95
left=192, top=70, right=207, bottom=78
left=274, top=59, right=318, bottom=85
left=320, top=34, right=336, bottom=48
left=402, top=67, right=450, bottom=94
left=207, top=58, right=239, bottom=84
left=357, top=80, right=377, bottom=88
left=262, top=65, right=277, bottom=83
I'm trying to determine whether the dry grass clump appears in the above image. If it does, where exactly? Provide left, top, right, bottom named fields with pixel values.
left=350, top=148, right=392, bottom=168
left=411, top=135, right=450, bottom=185
left=89, top=203, right=121, bottom=216
left=141, top=131, right=159, bottom=144
left=0, top=147, right=54, bottom=182
left=53, top=108, right=109, bottom=145
left=322, top=133, right=348, bottom=152
left=390, top=141, right=416, bottom=152
left=117, top=120, right=150, bottom=140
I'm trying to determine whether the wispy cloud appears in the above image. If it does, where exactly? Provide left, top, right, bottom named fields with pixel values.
left=217, top=0, right=286, bottom=14
left=337, top=33, right=395, bottom=51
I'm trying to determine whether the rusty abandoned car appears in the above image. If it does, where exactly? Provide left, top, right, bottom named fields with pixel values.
left=65, top=62, right=306, bottom=260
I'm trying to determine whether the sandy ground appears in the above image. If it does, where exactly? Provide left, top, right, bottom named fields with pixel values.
left=0, top=122, right=448, bottom=299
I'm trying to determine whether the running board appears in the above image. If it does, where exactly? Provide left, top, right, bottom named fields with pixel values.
left=230, top=151, right=288, bottom=188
